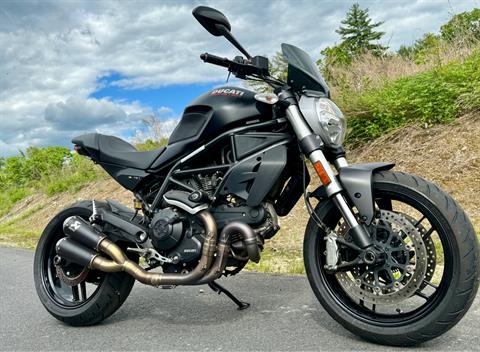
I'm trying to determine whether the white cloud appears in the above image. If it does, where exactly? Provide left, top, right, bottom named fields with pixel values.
left=45, top=98, right=127, bottom=130
left=0, top=0, right=478, bottom=156
left=158, top=106, right=174, bottom=115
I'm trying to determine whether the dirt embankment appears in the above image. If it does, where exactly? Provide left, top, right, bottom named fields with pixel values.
left=1, top=114, right=479, bottom=252
left=0, top=179, right=132, bottom=247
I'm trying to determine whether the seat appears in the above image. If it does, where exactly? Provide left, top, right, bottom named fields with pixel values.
left=72, top=133, right=165, bottom=170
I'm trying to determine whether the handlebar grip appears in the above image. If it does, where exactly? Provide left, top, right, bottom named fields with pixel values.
left=200, top=53, right=230, bottom=68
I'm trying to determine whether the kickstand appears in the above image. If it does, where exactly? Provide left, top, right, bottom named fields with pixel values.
left=208, top=281, right=250, bottom=310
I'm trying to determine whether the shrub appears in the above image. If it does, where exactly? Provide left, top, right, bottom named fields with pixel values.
left=40, top=154, right=106, bottom=196
left=342, top=50, right=480, bottom=145
left=0, top=135, right=166, bottom=213
left=135, top=138, right=168, bottom=151
left=0, top=146, right=71, bottom=190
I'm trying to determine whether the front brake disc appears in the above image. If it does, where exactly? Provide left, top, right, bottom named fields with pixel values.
left=401, top=213, right=436, bottom=290
left=335, top=210, right=428, bottom=305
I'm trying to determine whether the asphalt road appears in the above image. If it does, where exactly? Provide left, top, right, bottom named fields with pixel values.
left=1, top=247, right=479, bottom=351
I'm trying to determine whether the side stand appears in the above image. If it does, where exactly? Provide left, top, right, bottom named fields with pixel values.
left=208, top=281, right=250, bottom=310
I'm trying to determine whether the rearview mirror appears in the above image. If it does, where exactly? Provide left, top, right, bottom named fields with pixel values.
left=192, top=6, right=231, bottom=37
left=193, top=6, right=252, bottom=59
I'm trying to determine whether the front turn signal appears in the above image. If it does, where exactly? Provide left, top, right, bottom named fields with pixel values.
left=313, top=161, right=331, bottom=186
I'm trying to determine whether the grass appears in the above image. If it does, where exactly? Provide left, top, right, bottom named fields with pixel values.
left=0, top=187, right=32, bottom=217
left=0, top=205, right=43, bottom=249
left=0, top=154, right=107, bottom=217
left=41, top=162, right=106, bottom=196
left=246, top=248, right=305, bottom=274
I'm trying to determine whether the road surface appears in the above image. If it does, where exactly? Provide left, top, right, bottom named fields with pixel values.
left=1, top=247, right=478, bottom=351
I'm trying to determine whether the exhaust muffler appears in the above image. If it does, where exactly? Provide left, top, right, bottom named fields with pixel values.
left=55, top=237, right=98, bottom=268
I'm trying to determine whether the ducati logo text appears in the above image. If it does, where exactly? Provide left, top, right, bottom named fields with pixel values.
left=210, top=88, right=245, bottom=97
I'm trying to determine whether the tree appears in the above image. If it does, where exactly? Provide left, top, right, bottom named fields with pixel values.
left=440, top=8, right=480, bottom=43
left=247, top=51, right=287, bottom=92
left=142, top=115, right=167, bottom=142
left=132, top=115, right=169, bottom=149
left=397, top=33, right=440, bottom=63
left=24, top=146, right=71, bottom=180
left=336, top=3, right=387, bottom=57
left=269, top=52, right=289, bottom=83
left=248, top=3, right=389, bottom=91
left=318, top=42, right=352, bottom=77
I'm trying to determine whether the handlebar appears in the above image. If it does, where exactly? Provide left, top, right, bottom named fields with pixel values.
left=200, top=53, right=231, bottom=68
left=200, top=52, right=269, bottom=78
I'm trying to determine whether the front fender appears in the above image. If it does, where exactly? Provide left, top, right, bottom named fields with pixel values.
left=310, top=162, right=395, bottom=225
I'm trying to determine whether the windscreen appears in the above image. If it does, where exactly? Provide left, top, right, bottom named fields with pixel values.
left=281, top=43, right=330, bottom=96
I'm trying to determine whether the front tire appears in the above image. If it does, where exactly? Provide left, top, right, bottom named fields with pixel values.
left=33, top=201, right=135, bottom=326
left=304, top=171, right=479, bottom=346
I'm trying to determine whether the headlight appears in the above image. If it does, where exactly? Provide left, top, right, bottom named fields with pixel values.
left=299, top=96, right=347, bottom=146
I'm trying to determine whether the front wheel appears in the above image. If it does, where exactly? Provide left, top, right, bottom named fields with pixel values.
left=304, top=171, right=479, bottom=346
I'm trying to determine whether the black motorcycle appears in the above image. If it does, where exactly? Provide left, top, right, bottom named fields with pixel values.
left=34, top=6, right=479, bottom=346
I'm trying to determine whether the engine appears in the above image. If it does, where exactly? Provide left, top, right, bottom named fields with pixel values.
left=147, top=168, right=280, bottom=272
left=150, top=208, right=182, bottom=251
left=149, top=207, right=203, bottom=263
left=148, top=201, right=279, bottom=269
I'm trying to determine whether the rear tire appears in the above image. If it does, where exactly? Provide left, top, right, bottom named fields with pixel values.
left=304, top=171, right=479, bottom=346
left=34, top=201, right=135, bottom=326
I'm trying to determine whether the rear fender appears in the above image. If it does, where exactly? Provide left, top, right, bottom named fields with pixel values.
left=311, top=162, right=395, bottom=225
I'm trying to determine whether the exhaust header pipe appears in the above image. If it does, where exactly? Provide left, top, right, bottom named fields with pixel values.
left=193, top=221, right=260, bottom=285
left=58, top=212, right=217, bottom=286
left=57, top=211, right=260, bottom=287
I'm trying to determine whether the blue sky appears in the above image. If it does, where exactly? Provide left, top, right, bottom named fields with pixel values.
left=0, top=0, right=478, bottom=156
left=91, top=72, right=221, bottom=119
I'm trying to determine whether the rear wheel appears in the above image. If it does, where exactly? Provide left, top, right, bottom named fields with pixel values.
left=33, top=201, right=135, bottom=326
left=304, top=171, right=479, bottom=346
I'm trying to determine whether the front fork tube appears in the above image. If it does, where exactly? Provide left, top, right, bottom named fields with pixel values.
left=284, top=104, right=373, bottom=249
left=307, top=151, right=373, bottom=249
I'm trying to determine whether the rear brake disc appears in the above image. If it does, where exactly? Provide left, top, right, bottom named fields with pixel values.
left=55, top=264, right=89, bottom=286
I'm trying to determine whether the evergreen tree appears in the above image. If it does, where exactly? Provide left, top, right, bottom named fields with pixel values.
left=336, top=3, right=387, bottom=57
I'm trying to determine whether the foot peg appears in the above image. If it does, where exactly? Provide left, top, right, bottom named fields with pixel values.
left=208, top=281, right=250, bottom=310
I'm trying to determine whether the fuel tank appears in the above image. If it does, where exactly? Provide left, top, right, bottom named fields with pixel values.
left=149, top=86, right=273, bottom=170
left=168, top=86, right=273, bottom=145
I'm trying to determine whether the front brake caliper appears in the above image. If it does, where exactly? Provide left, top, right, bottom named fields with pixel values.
left=324, top=232, right=340, bottom=271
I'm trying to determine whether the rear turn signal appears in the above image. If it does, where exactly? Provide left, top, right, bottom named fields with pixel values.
left=313, top=161, right=331, bottom=186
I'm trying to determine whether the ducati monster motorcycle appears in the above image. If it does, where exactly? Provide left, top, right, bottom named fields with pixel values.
left=34, top=6, right=479, bottom=346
